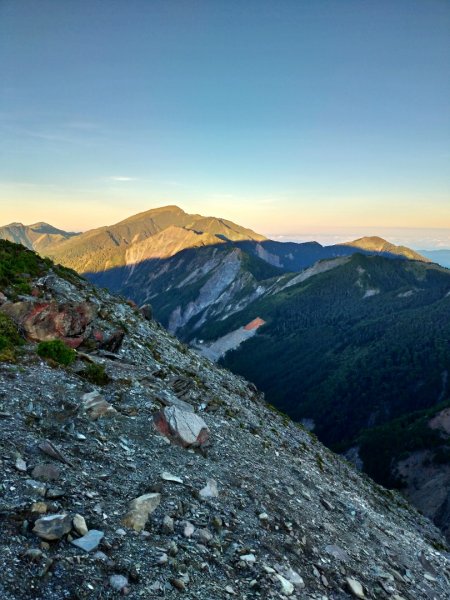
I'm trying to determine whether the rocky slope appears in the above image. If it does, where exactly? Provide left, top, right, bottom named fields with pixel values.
left=1, top=240, right=449, bottom=599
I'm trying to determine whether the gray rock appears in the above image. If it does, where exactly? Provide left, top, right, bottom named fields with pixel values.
left=71, top=529, right=104, bottom=552
left=162, top=515, right=174, bottom=534
left=153, top=405, right=210, bottom=447
left=26, top=479, right=47, bottom=496
left=15, top=457, right=27, bottom=472
left=199, top=478, right=218, bottom=498
left=109, top=574, right=128, bottom=592
left=72, top=514, right=88, bottom=536
left=346, top=577, right=365, bottom=599
left=32, top=513, right=72, bottom=540
left=275, top=574, right=294, bottom=596
left=32, top=462, right=61, bottom=482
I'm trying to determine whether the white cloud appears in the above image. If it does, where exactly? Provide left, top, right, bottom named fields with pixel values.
left=109, top=176, right=136, bottom=182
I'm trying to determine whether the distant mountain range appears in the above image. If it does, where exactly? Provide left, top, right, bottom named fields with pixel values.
left=0, top=221, right=78, bottom=253
left=420, top=249, right=450, bottom=269
left=2, top=206, right=450, bottom=535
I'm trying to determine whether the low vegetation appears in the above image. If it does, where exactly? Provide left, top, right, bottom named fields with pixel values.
left=37, top=340, right=77, bottom=366
left=80, top=362, right=110, bottom=385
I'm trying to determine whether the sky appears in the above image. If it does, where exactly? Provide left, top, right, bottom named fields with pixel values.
left=0, top=0, right=449, bottom=245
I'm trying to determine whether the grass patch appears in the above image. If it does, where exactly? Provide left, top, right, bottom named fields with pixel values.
left=80, top=363, right=110, bottom=385
left=37, top=340, right=76, bottom=366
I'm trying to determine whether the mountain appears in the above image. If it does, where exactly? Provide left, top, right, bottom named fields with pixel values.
left=0, top=222, right=79, bottom=253
left=189, top=253, right=450, bottom=536
left=0, top=239, right=449, bottom=599
left=420, top=249, right=450, bottom=269
left=44, top=205, right=266, bottom=274
left=342, top=236, right=428, bottom=262
left=5, top=206, right=425, bottom=343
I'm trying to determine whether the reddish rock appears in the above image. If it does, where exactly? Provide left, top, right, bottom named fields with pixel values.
left=153, top=406, right=210, bottom=448
left=0, top=300, right=96, bottom=347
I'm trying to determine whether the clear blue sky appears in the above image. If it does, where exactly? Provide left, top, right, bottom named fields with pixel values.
left=0, top=0, right=449, bottom=235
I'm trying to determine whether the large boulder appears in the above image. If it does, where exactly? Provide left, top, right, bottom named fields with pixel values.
left=0, top=300, right=96, bottom=348
left=153, top=406, right=210, bottom=448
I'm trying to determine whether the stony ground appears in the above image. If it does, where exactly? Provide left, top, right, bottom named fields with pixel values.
left=1, top=265, right=450, bottom=599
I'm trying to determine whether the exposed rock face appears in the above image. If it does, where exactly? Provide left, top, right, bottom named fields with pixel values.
left=153, top=405, right=210, bottom=448
left=0, top=300, right=96, bottom=347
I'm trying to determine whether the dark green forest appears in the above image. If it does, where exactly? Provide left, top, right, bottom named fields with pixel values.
left=192, top=254, right=450, bottom=485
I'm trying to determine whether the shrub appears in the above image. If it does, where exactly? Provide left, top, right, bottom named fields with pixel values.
left=0, top=312, right=22, bottom=346
left=37, top=339, right=77, bottom=366
left=0, top=313, right=22, bottom=362
left=80, top=363, right=109, bottom=385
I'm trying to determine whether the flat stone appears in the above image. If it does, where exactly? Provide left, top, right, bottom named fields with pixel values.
left=240, top=553, right=256, bottom=563
left=346, top=577, right=365, bottom=599
left=32, top=462, right=61, bottom=482
left=71, top=529, right=104, bottom=552
left=46, top=487, right=65, bottom=499
left=160, top=471, right=183, bottom=484
left=325, top=544, right=350, bottom=562
left=199, top=478, right=218, bottom=498
left=283, top=568, right=305, bottom=588
left=275, top=574, right=294, bottom=596
left=33, top=513, right=72, bottom=541
left=122, top=493, right=161, bottom=532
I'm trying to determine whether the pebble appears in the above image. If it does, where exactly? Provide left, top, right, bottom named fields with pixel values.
left=199, top=479, right=219, bottom=498
left=160, top=471, right=183, bottom=484
left=73, top=514, right=88, bottom=536
left=15, top=457, right=27, bottom=472
left=346, top=577, right=365, bottom=599
left=162, top=515, right=174, bottom=534
left=275, top=574, right=294, bottom=596
left=240, top=553, right=256, bottom=563
left=109, top=574, right=129, bottom=592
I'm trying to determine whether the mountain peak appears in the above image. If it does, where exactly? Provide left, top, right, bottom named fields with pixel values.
left=342, top=236, right=428, bottom=262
